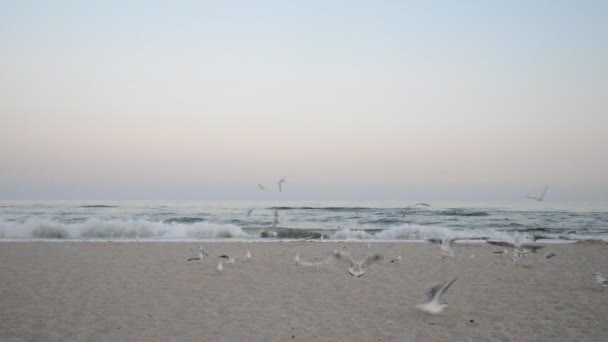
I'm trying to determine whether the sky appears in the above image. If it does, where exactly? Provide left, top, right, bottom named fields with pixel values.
left=1, top=1, right=607, bottom=200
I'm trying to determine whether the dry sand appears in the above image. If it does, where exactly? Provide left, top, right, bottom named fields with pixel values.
left=1, top=242, right=607, bottom=342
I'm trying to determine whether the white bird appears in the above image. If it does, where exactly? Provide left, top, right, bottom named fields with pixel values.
left=245, top=250, right=252, bottom=261
left=544, top=252, right=556, bottom=259
left=592, top=272, right=608, bottom=287
left=226, top=256, right=236, bottom=264
left=294, top=252, right=335, bottom=269
left=278, top=177, right=286, bottom=192
left=334, top=250, right=383, bottom=277
left=526, top=185, right=548, bottom=201
left=486, top=240, right=543, bottom=259
left=428, top=238, right=456, bottom=258
left=187, top=246, right=208, bottom=261
left=390, top=256, right=402, bottom=263
left=416, top=278, right=457, bottom=314
left=216, top=261, right=224, bottom=273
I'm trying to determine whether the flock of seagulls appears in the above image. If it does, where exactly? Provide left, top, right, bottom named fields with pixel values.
left=183, top=181, right=604, bottom=317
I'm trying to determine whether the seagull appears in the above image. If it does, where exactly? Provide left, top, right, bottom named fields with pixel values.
left=526, top=185, right=548, bottom=201
left=219, top=254, right=236, bottom=264
left=544, top=252, right=557, bottom=259
left=486, top=240, right=543, bottom=258
left=187, top=246, right=208, bottom=261
left=294, top=252, right=335, bottom=269
left=258, top=184, right=266, bottom=191
left=278, top=177, right=286, bottom=192
left=390, top=256, right=402, bottom=263
left=247, top=208, right=255, bottom=217
left=245, top=250, right=252, bottom=261
left=592, top=272, right=608, bottom=287
left=216, top=260, right=224, bottom=274
left=428, top=238, right=456, bottom=258
left=416, top=278, right=457, bottom=314
left=334, top=250, right=383, bottom=277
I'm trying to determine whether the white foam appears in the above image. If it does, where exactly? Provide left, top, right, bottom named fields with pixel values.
left=0, top=218, right=248, bottom=240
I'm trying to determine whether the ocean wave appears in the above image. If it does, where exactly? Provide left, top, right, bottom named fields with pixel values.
left=0, top=218, right=248, bottom=240
left=80, top=205, right=119, bottom=208
left=163, top=217, right=206, bottom=224
left=438, top=209, right=489, bottom=217
left=267, top=206, right=372, bottom=211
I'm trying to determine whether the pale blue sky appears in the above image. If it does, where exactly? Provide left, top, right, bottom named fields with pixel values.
left=1, top=1, right=607, bottom=200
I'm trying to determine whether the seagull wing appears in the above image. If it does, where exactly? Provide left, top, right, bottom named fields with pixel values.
left=436, top=278, right=457, bottom=299
left=538, top=185, right=548, bottom=200
left=425, top=282, right=444, bottom=302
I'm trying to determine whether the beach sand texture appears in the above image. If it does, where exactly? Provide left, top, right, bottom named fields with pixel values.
left=1, top=242, right=607, bottom=341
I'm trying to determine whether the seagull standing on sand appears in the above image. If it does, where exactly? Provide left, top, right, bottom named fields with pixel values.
left=245, top=250, right=252, bottom=261
left=216, top=260, right=224, bottom=274
left=278, top=177, right=286, bottom=192
left=390, top=256, right=402, bottom=263
left=334, top=250, right=383, bottom=277
left=187, top=246, right=208, bottom=261
left=526, top=185, right=548, bottom=201
left=416, top=278, right=458, bottom=314
left=592, top=272, right=608, bottom=287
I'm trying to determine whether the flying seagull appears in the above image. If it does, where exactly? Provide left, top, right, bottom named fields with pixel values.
left=219, top=255, right=236, bottom=264
left=416, top=278, right=458, bottom=314
left=428, top=238, right=456, bottom=258
left=187, top=246, right=208, bottom=261
left=486, top=240, right=543, bottom=258
left=258, top=184, right=266, bottom=191
left=278, top=177, right=286, bottom=192
left=294, top=252, right=335, bottom=268
left=592, top=272, right=608, bottom=287
left=247, top=208, right=255, bottom=217
left=526, top=185, right=548, bottom=201
left=334, top=250, right=383, bottom=277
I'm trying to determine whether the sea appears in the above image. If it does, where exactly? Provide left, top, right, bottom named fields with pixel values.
left=0, top=200, right=606, bottom=242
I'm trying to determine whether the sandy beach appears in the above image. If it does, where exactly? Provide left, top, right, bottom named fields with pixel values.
left=1, top=242, right=607, bottom=341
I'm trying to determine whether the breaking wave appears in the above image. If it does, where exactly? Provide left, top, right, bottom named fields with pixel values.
left=0, top=218, right=248, bottom=240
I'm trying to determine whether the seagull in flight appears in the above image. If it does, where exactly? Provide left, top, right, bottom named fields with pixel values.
left=187, top=246, right=208, bottom=261
left=247, top=208, right=255, bottom=217
left=218, top=254, right=236, bottom=264
left=258, top=184, right=266, bottom=191
left=486, top=240, right=543, bottom=259
left=526, top=185, right=548, bottom=201
left=416, top=278, right=457, bottom=314
left=278, top=177, right=286, bottom=192
left=428, top=238, right=456, bottom=258
left=294, top=252, right=335, bottom=269
left=334, top=250, right=383, bottom=277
